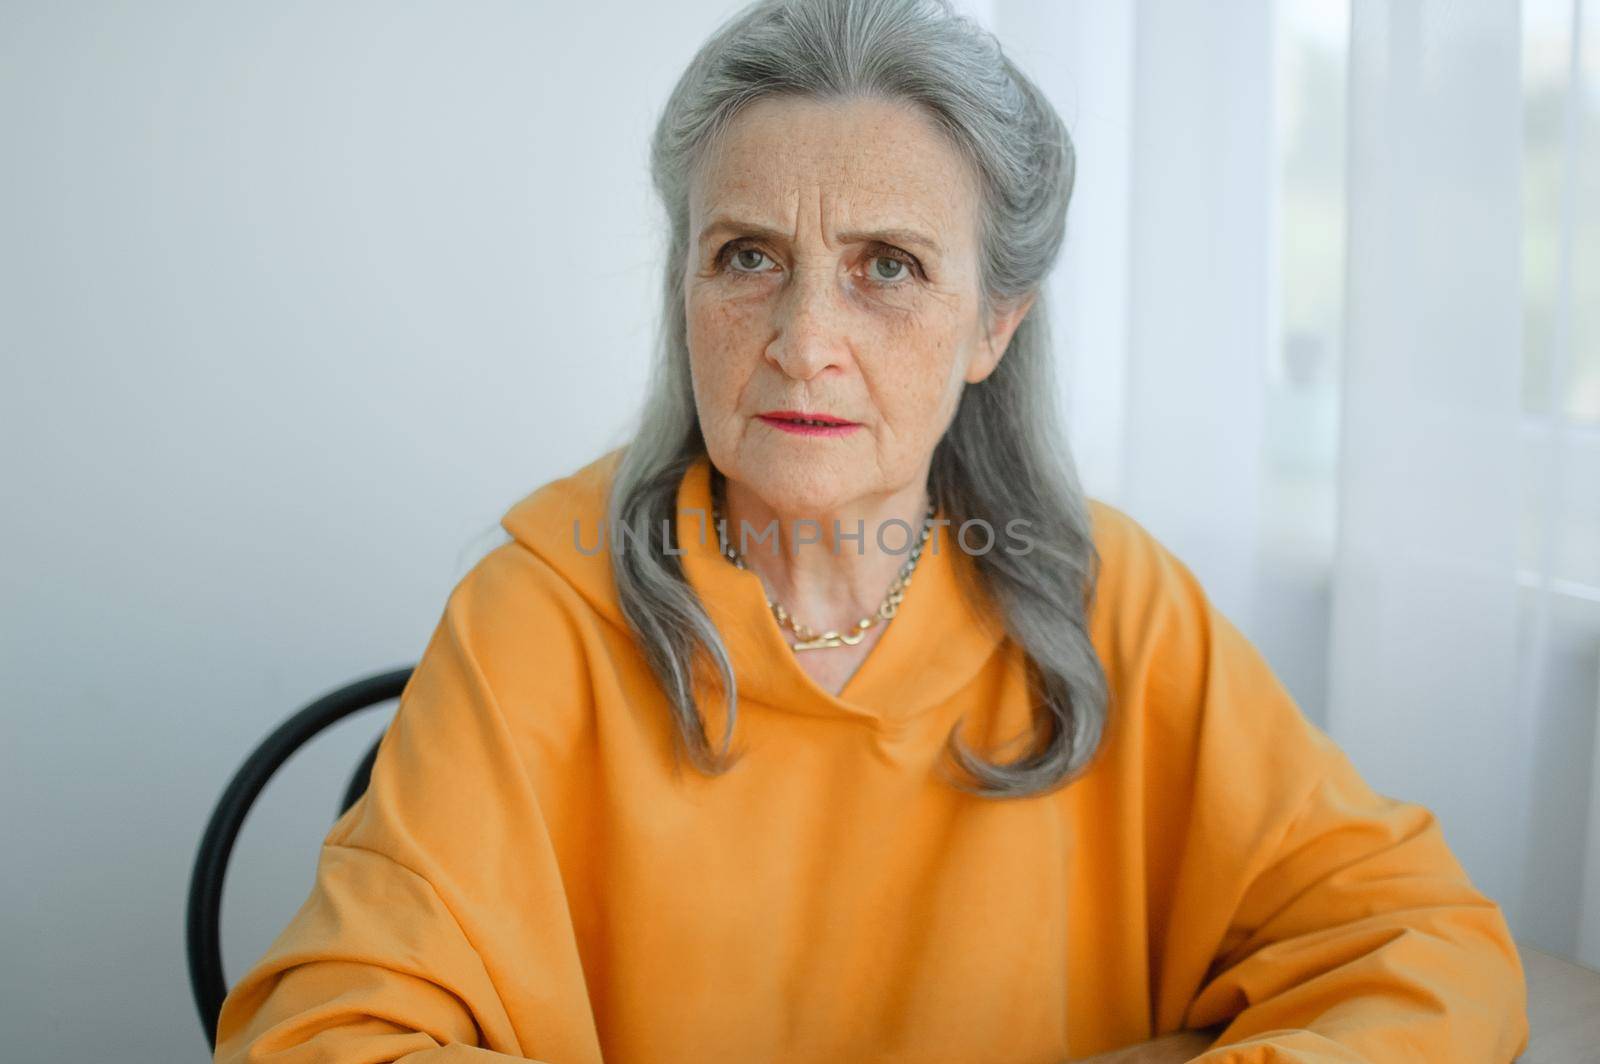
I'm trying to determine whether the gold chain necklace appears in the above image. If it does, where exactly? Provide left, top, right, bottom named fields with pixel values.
left=710, top=472, right=936, bottom=652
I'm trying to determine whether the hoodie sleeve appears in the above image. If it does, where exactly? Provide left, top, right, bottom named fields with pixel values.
left=1181, top=743, right=1532, bottom=1063
left=1116, top=521, right=1531, bottom=1062
left=212, top=547, right=603, bottom=1064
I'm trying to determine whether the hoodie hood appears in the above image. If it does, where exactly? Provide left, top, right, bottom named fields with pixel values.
left=500, top=447, right=631, bottom=632
left=499, top=448, right=1010, bottom=732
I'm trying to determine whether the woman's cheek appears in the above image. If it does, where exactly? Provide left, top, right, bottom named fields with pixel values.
left=691, top=290, right=763, bottom=357
left=688, top=309, right=754, bottom=435
left=876, top=337, right=959, bottom=435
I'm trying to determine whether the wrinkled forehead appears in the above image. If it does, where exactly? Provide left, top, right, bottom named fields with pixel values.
left=688, top=94, right=983, bottom=249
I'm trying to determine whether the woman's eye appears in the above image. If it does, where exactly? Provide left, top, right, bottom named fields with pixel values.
left=871, top=255, right=909, bottom=283
left=726, top=247, right=772, bottom=273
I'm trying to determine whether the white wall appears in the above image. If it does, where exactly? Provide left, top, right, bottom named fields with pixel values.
left=0, top=2, right=747, bottom=1058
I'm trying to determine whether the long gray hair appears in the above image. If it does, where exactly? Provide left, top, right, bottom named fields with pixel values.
left=607, top=0, right=1108, bottom=799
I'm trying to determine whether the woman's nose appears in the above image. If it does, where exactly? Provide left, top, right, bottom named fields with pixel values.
left=765, top=267, right=849, bottom=380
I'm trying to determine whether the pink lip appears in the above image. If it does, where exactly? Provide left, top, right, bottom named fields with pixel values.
left=757, top=410, right=861, bottom=438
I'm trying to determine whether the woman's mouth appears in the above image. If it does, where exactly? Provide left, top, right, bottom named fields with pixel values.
left=756, top=410, right=862, bottom=438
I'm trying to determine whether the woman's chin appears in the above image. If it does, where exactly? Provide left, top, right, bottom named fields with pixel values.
left=724, top=465, right=862, bottom=518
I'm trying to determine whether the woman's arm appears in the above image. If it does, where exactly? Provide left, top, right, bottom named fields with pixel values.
left=213, top=844, right=550, bottom=1063
left=1178, top=742, right=1530, bottom=1062
left=213, top=549, right=601, bottom=1063
left=1090, top=504, right=1529, bottom=1062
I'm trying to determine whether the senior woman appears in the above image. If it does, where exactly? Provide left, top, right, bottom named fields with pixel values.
left=213, top=1, right=1529, bottom=1062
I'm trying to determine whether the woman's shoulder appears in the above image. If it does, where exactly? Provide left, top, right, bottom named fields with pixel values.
left=1083, top=495, right=1209, bottom=619
left=441, top=444, right=633, bottom=675
left=419, top=451, right=631, bottom=748
left=1082, top=494, right=1315, bottom=771
left=1080, top=496, right=1232, bottom=709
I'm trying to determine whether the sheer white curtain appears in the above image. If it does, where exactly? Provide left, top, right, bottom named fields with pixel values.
left=1517, top=0, right=1600, bottom=967
left=986, top=0, right=1600, bottom=968
left=1333, top=0, right=1525, bottom=922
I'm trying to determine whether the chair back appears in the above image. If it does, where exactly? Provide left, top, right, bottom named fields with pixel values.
left=186, top=667, right=414, bottom=1051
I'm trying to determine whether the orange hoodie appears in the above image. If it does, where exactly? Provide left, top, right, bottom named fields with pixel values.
left=212, top=449, right=1530, bottom=1063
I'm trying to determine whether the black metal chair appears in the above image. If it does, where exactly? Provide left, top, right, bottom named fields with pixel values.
left=186, top=666, right=415, bottom=1052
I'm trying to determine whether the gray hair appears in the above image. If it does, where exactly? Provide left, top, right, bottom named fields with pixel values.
left=607, top=0, right=1108, bottom=799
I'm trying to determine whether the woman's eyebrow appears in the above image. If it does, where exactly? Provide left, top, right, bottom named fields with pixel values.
left=697, top=216, right=943, bottom=257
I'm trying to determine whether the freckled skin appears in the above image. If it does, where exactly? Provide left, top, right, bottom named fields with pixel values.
left=683, top=95, right=1033, bottom=694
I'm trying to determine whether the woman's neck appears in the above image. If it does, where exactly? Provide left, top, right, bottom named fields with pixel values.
left=718, top=470, right=933, bottom=638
